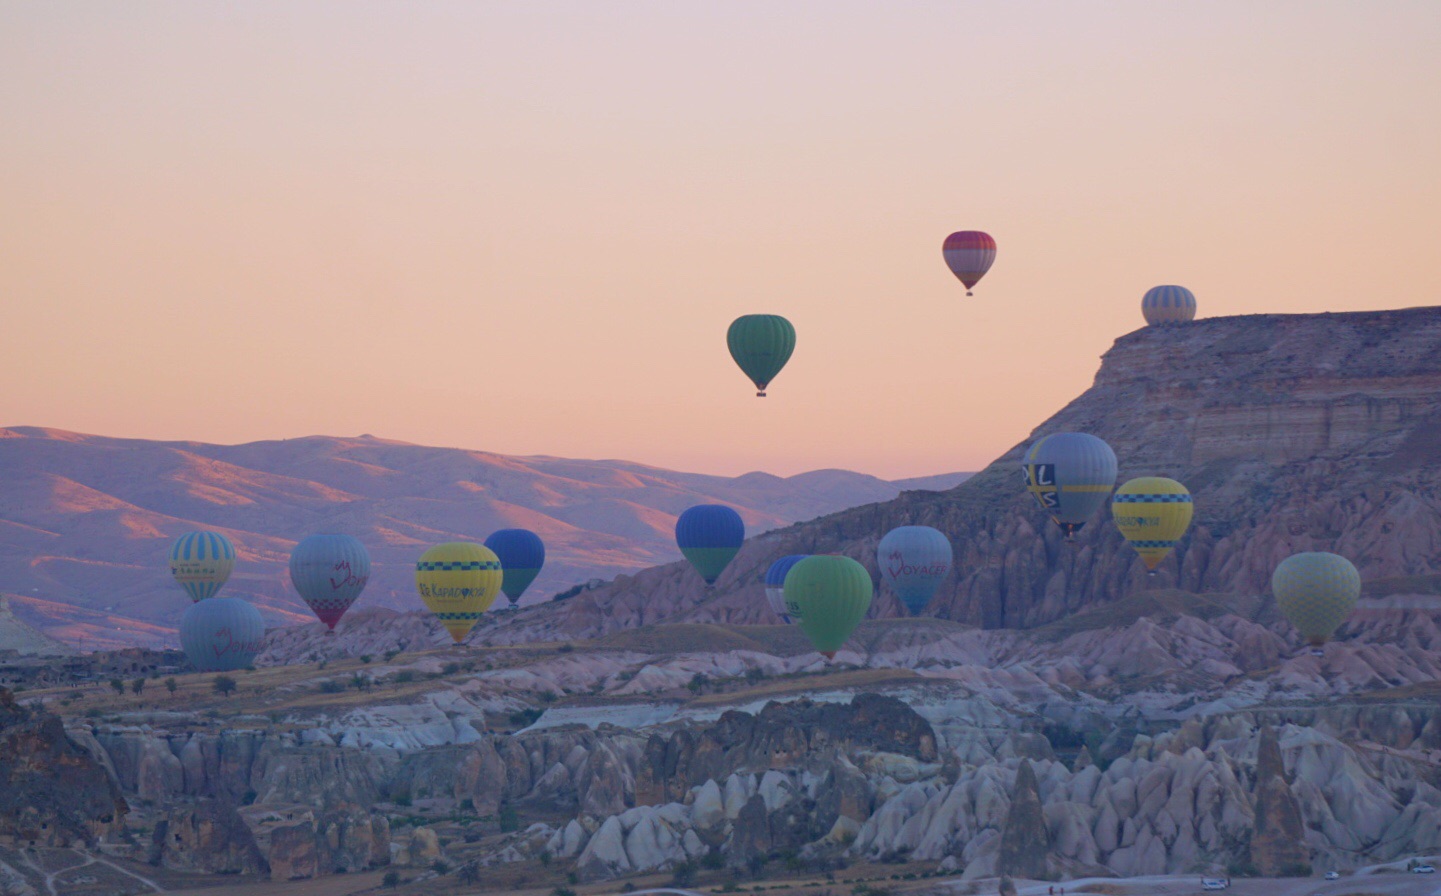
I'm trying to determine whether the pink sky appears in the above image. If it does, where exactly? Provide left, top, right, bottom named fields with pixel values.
left=3, top=2, right=1439, bottom=478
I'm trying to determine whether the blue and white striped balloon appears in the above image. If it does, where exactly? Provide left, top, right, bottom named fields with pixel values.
left=168, top=531, right=236, bottom=602
left=764, top=555, right=809, bottom=622
left=1141, top=285, right=1197, bottom=325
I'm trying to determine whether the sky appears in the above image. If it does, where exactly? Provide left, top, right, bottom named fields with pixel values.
left=2, top=1, right=1439, bottom=478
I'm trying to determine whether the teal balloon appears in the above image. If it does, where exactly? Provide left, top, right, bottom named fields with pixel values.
left=727, top=315, right=796, bottom=397
left=1022, top=433, right=1118, bottom=537
left=179, top=597, right=265, bottom=672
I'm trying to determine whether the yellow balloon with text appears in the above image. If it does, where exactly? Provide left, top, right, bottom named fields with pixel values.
left=415, top=542, right=503, bottom=643
left=1111, top=477, right=1194, bottom=572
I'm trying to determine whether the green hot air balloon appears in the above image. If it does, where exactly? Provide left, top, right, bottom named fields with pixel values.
left=1272, top=552, right=1360, bottom=654
left=727, top=314, right=795, bottom=397
left=783, top=554, right=872, bottom=659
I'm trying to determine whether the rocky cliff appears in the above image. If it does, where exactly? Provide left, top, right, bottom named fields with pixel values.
left=0, top=688, right=125, bottom=847
left=476, top=306, right=1441, bottom=642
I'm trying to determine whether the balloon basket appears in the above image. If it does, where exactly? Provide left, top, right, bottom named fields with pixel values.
left=756, top=391, right=766, bottom=398
left=966, top=291, right=973, bottom=296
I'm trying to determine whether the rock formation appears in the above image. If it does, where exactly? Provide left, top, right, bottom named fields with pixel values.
left=0, top=688, right=124, bottom=846
left=149, top=799, right=267, bottom=875
left=470, top=306, right=1441, bottom=644
left=998, top=759, right=1051, bottom=879
left=1247, top=726, right=1309, bottom=876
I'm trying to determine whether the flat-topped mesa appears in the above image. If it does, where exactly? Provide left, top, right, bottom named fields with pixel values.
left=496, top=305, right=1441, bottom=640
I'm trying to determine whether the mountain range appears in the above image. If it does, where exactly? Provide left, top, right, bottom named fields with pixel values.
left=0, top=426, right=967, bottom=649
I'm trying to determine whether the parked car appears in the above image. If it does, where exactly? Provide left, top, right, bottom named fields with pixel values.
left=1201, top=879, right=1229, bottom=891
left=1324, top=871, right=1339, bottom=880
left=1413, top=864, right=1436, bottom=874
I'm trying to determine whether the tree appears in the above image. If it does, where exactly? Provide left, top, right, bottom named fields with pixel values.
left=212, top=675, right=237, bottom=697
left=130, top=678, right=145, bottom=696
left=164, top=677, right=178, bottom=695
left=382, top=870, right=401, bottom=888
left=458, top=862, right=481, bottom=885
left=109, top=678, right=124, bottom=696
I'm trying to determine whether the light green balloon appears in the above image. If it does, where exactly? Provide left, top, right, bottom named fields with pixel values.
left=783, top=555, right=872, bottom=658
left=1272, top=552, right=1360, bottom=646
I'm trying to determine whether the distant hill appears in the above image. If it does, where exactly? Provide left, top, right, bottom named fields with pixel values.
left=476, top=305, right=1441, bottom=643
left=0, top=427, right=968, bottom=648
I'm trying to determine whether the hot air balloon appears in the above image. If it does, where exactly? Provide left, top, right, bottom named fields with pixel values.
left=942, top=231, right=997, bottom=296
left=1112, top=478, right=1193, bottom=574
left=415, top=543, right=503, bottom=644
left=289, top=534, right=370, bottom=633
left=485, top=529, right=546, bottom=608
left=1272, top=552, right=1360, bottom=654
left=784, top=555, right=872, bottom=659
left=179, top=597, right=265, bottom=672
left=1022, top=433, right=1118, bottom=539
left=675, top=504, right=744, bottom=586
left=878, top=526, right=953, bottom=615
left=168, top=531, right=236, bottom=602
left=1141, top=285, right=1196, bottom=325
left=727, top=315, right=795, bottom=397
left=764, top=554, right=808, bottom=622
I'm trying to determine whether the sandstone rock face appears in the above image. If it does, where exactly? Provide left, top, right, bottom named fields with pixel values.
left=1248, top=727, right=1309, bottom=876
left=998, top=760, right=1051, bottom=879
left=149, top=799, right=268, bottom=875
left=0, top=688, right=125, bottom=847
left=476, top=306, right=1441, bottom=642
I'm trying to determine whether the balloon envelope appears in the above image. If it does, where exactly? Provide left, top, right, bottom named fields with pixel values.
left=169, top=531, right=236, bottom=602
left=1112, top=478, right=1193, bottom=571
left=675, top=505, right=745, bottom=585
left=1022, top=433, right=1118, bottom=537
left=764, top=554, right=809, bottom=622
left=784, top=555, right=873, bottom=659
left=485, top=529, right=546, bottom=607
left=289, top=534, right=370, bottom=631
left=727, top=315, right=796, bottom=397
left=416, top=543, right=503, bottom=643
left=1272, top=552, right=1360, bottom=647
left=942, top=231, right=997, bottom=294
left=179, top=597, right=265, bottom=672
left=878, top=526, right=953, bottom=615
left=1142, top=285, right=1197, bottom=325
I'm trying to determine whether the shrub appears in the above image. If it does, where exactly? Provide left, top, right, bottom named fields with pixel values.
left=319, top=680, right=345, bottom=694
left=558, top=644, right=574, bottom=653
left=701, top=849, right=725, bottom=870
left=672, top=860, right=697, bottom=887
left=459, top=797, right=474, bottom=813
left=431, top=859, right=450, bottom=875
left=394, top=670, right=415, bottom=684
left=687, top=673, right=709, bottom=693
left=241, top=790, right=258, bottom=805
left=382, top=870, right=400, bottom=888
left=539, top=690, right=558, bottom=703
left=498, top=804, right=519, bottom=832
left=384, top=650, right=401, bottom=661
left=109, top=679, right=125, bottom=696
left=164, top=678, right=178, bottom=695
left=212, top=676, right=237, bottom=697
left=443, top=662, right=461, bottom=675
left=509, top=707, right=543, bottom=727
left=552, top=888, right=577, bottom=896
left=360, top=655, right=372, bottom=664
left=539, top=850, right=552, bottom=867
left=745, top=667, right=766, bottom=683
left=130, top=678, right=145, bottom=696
